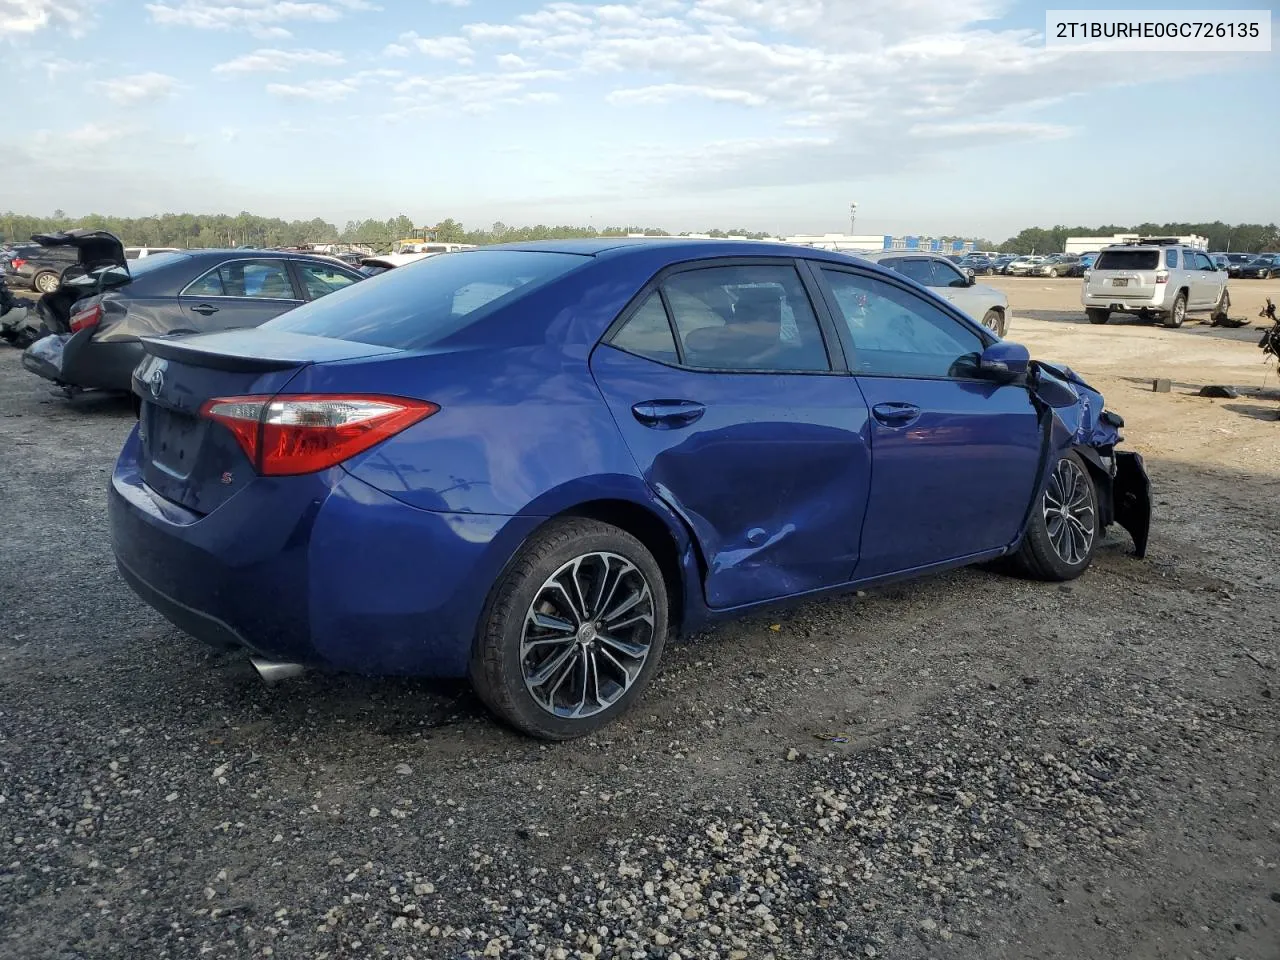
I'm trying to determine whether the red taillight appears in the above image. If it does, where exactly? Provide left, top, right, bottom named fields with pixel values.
left=70, top=304, right=104, bottom=333
left=11, top=258, right=25, bottom=270
left=1155, top=270, right=1169, bottom=284
left=199, top=394, right=438, bottom=476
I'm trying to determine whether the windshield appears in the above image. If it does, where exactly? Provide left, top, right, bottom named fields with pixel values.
left=264, top=249, right=588, bottom=349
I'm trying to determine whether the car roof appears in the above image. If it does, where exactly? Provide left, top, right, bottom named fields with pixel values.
left=857, top=250, right=954, bottom=261
left=484, top=237, right=869, bottom=265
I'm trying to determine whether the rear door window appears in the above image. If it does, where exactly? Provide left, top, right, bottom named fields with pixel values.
left=887, top=258, right=935, bottom=286
left=659, top=264, right=831, bottom=372
left=610, top=293, right=679, bottom=364
left=1095, top=250, right=1160, bottom=271
left=264, top=250, right=587, bottom=349
left=295, top=260, right=360, bottom=300
left=1165, top=249, right=1179, bottom=269
left=184, top=259, right=298, bottom=299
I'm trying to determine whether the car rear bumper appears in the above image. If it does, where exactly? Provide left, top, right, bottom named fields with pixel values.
left=22, top=330, right=143, bottom=391
left=1081, top=291, right=1168, bottom=312
left=108, top=427, right=542, bottom=677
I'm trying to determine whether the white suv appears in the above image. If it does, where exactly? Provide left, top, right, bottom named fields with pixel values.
left=1082, top=242, right=1230, bottom=327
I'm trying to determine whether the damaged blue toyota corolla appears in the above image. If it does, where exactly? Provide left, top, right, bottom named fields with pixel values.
left=107, top=239, right=1151, bottom=739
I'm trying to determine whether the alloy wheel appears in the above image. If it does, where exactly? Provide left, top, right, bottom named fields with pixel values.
left=1043, top=458, right=1096, bottom=565
left=520, top=552, right=655, bottom=719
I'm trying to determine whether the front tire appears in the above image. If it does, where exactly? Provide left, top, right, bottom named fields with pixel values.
left=1086, top=308, right=1110, bottom=325
left=1164, top=293, right=1187, bottom=328
left=981, top=309, right=1006, bottom=337
left=1010, top=451, right=1099, bottom=582
left=1048, top=268, right=1059, bottom=278
left=470, top=518, right=669, bottom=740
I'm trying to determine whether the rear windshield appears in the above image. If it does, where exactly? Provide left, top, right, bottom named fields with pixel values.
left=1094, top=250, right=1160, bottom=271
left=128, top=251, right=190, bottom=276
left=264, top=250, right=588, bottom=349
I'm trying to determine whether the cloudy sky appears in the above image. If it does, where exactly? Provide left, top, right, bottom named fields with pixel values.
left=1, top=0, right=1277, bottom=239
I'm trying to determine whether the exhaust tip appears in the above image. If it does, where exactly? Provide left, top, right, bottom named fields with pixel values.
left=250, top=657, right=306, bottom=686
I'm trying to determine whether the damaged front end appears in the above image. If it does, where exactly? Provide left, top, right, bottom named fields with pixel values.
left=1030, top=361, right=1151, bottom=559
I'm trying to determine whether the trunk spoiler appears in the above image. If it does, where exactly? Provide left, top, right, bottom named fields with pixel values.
left=139, top=329, right=402, bottom=373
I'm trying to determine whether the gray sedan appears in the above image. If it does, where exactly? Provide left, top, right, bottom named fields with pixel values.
left=856, top=251, right=1010, bottom=336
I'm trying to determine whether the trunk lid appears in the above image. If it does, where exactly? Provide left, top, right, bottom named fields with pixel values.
left=133, top=330, right=402, bottom=514
left=32, top=230, right=131, bottom=328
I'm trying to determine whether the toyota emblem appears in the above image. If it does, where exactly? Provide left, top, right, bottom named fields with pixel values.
left=148, top=367, right=164, bottom=398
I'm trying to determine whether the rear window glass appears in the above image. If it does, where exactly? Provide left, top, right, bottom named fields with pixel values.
left=1095, top=250, right=1160, bottom=271
left=127, top=251, right=190, bottom=276
left=264, top=250, right=587, bottom=349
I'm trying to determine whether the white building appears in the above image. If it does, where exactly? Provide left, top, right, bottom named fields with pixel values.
left=1064, top=234, right=1209, bottom=254
left=780, top=233, right=977, bottom=254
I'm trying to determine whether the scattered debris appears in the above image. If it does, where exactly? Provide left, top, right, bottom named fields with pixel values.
left=814, top=732, right=851, bottom=744
left=1198, top=385, right=1239, bottom=399
left=1152, top=378, right=1171, bottom=393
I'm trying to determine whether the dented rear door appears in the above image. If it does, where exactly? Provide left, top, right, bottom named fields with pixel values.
left=590, top=342, right=872, bottom=610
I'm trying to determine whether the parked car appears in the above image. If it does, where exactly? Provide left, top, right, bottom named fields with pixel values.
left=125, top=246, right=182, bottom=260
left=1032, top=255, right=1083, bottom=278
left=3, top=240, right=79, bottom=293
left=1005, top=256, right=1046, bottom=276
left=21, top=232, right=364, bottom=395
left=1224, top=253, right=1257, bottom=277
left=859, top=250, right=1010, bottom=335
left=1082, top=242, right=1230, bottom=327
left=991, top=255, right=1017, bottom=273
left=107, top=239, right=1151, bottom=739
left=1078, top=252, right=1099, bottom=272
left=1237, top=253, right=1280, bottom=279
left=958, top=255, right=996, bottom=275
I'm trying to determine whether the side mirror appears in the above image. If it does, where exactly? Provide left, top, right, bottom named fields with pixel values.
left=978, top=340, right=1029, bottom=380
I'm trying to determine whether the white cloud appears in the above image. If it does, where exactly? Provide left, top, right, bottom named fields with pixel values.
left=909, top=120, right=1072, bottom=140
left=146, top=0, right=366, bottom=37
left=0, top=0, right=99, bottom=37
left=608, top=83, right=766, bottom=107
left=430, top=0, right=470, bottom=6
left=393, top=31, right=475, bottom=64
left=213, top=47, right=346, bottom=74
left=62, top=122, right=133, bottom=146
left=90, top=72, right=180, bottom=105
left=267, top=78, right=360, bottom=101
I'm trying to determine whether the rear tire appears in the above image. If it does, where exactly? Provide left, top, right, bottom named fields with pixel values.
left=470, top=518, right=669, bottom=740
left=33, top=272, right=59, bottom=294
left=1209, top=288, right=1230, bottom=325
left=1086, top=308, right=1110, bottom=325
left=1164, top=293, right=1187, bottom=328
left=1009, top=451, right=1099, bottom=582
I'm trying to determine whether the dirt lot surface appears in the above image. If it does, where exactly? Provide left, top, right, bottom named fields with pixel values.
left=1, top=277, right=1278, bottom=960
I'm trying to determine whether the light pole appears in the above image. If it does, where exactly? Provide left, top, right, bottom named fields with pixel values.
left=849, top=202, right=858, bottom=236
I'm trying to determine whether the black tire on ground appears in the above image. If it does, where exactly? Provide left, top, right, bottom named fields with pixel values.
left=981, top=309, right=1006, bottom=337
left=1164, top=292, right=1187, bottom=328
left=1086, top=308, right=1110, bottom=325
left=33, top=272, right=59, bottom=294
left=470, top=517, right=669, bottom=740
left=1210, top=288, right=1230, bottom=325
left=1008, top=450, right=1099, bottom=582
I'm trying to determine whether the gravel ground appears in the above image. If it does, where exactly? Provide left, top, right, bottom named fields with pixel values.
left=1, top=292, right=1278, bottom=959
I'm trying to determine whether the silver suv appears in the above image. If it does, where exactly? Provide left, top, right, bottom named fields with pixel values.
left=1082, top=241, right=1230, bottom=327
left=858, top=251, right=1010, bottom=335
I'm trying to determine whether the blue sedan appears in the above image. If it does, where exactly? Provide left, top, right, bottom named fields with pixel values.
left=107, top=240, right=1151, bottom=739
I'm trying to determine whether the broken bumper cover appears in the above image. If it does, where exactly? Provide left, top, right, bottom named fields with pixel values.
left=1112, top=450, right=1151, bottom=559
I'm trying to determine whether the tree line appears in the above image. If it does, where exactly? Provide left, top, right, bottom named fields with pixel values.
left=2, top=211, right=1276, bottom=254
left=999, top=222, right=1279, bottom=255
left=0, top=210, right=773, bottom=251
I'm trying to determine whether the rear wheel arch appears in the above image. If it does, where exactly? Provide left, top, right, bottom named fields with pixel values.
left=557, top=497, right=699, bottom=632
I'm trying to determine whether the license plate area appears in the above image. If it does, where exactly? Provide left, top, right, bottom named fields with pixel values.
left=145, top=405, right=207, bottom=479
left=1112, top=278, right=1129, bottom=287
